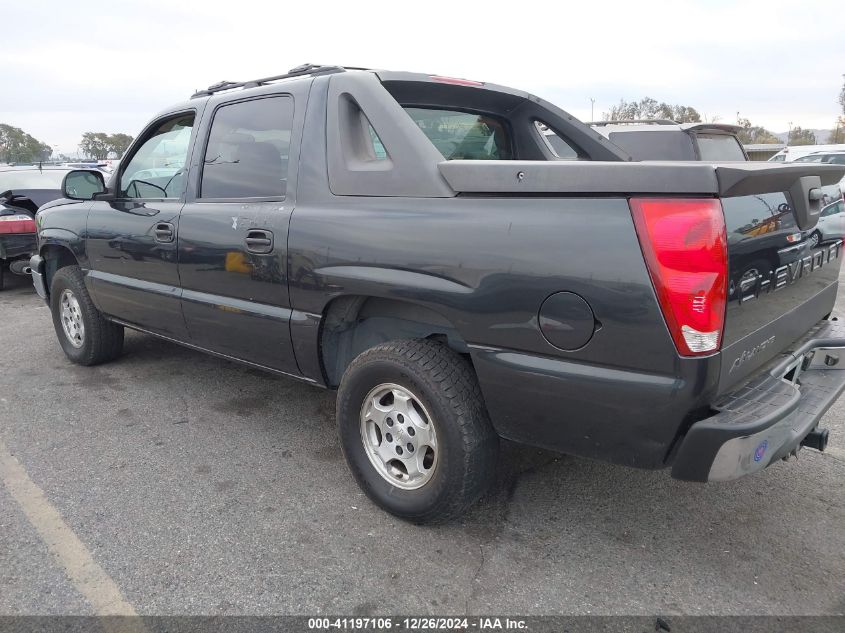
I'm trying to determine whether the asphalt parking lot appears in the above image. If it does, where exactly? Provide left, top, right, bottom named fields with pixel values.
left=1, top=269, right=844, bottom=617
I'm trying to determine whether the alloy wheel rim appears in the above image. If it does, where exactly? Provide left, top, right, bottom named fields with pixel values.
left=810, top=232, right=820, bottom=248
left=359, top=383, right=438, bottom=490
left=60, top=289, right=85, bottom=348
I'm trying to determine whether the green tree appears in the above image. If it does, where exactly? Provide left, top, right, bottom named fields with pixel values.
left=735, top=114, right=781, bottom=145
left=829, top=119, right=845, bottom=144
left=79, top=132, right=111, bottom=159
left=0, top=124, right=52, bottom=163
left=80, top=132, right=135, bottom=159
left=603, top=97, right=702, bottom=123
left=107, top=133, right=133, bottom=157
left=839, top=74, right=844, bottom=115
left=788, top=126, right=816, bottom=146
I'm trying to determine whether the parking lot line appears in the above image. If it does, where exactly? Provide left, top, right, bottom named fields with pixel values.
left=0, top=438, right=137, bottom=616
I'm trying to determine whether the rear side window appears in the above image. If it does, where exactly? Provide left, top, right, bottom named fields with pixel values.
left=696, top=134, right=745, bottom=161
left=201, top=96, right=293, bottom=199
left=535, top=122, right=579, bottom=159
left=403, top=107, right=512, bottom=160
left=825, top=154, right=845, bottom=165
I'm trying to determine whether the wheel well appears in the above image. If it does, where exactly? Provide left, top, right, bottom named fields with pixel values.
left=41, top=245, right=79, bottom=295
left=320, top=296, right=470, bottom=387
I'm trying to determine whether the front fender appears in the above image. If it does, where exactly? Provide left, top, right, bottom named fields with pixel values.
left=38, top=228, right=88, bottom=269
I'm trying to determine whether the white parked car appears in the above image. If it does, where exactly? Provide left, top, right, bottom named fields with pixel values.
left=809, top=199, right=845, bottom=248
left=768, top=144, right=845, bottom=162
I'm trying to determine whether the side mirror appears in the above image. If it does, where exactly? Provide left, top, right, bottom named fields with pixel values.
left=62, top=170, right=107, bottom=201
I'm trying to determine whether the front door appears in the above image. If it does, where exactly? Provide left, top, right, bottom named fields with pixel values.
left=177, top=94, right=298, bottom=374
left=86, top=112, right=197, bottom=338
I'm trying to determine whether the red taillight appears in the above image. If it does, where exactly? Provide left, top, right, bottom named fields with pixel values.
left=629, top=198, right=728, bottom=356
left=0, top=214, right=36, bottom=234
left=429, top=75, right=484, bottom=87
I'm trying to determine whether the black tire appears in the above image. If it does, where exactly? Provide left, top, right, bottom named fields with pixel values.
left=50, top=265, right=124, bottom=366
left=809, top=230, right=822, bottom=249
left=337, top=338, right=498, bottom=524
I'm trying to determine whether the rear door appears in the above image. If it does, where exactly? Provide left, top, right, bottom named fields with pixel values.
left=177, top=92, right=301, bottom=374
left=86, top=112, right=196, bottom=338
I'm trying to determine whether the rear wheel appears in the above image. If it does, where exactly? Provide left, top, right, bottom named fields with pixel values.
left=337, top=339, right=498, bottom=523
left=50, top=265, right=124, bottom=366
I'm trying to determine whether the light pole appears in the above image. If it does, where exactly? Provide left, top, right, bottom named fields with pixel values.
left=590, top=98, right=595, bottom=121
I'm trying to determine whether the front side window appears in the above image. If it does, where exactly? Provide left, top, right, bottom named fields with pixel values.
left=201, top=96, right=293, bottom=199
left=120, top=113, right=194, bottom=199
left=794, top=154, right=824, bottom=163
left=403, top=107, right=512, bottom=160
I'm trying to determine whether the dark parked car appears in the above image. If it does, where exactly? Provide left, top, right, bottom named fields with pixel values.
left=587, top=120, right=748, bottom=161
left=30, top=65, right=845, bottom=522
left=0, top=167, right=80, bottom=289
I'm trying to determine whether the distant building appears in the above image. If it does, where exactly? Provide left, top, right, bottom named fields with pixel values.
left=743, top=143, right=786, bottom=161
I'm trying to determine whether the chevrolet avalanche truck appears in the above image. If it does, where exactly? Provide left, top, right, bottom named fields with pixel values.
left=30, top=65, right=845, bottom=522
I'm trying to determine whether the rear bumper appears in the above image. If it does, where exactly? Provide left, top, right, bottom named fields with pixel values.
left=672, top=317, right=845, bottom=482
left=29, top=254, right=48, bottom=300
left=0, top=233, right=36, bottom=260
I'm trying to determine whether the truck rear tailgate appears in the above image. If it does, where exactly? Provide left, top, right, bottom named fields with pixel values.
left=439, top=159, right=845, bottom=394
left=720, top=192, right=842, bottom=392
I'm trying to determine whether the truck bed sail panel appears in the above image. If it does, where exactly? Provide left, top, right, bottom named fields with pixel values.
left=438, top=160, right=845, bottom=197
left=438, top=160, right=720, bottom=195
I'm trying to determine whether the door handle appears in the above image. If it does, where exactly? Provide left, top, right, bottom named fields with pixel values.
left=245, top=229, right=273, bottom=254
left=154, top=222, right=174, bottom=243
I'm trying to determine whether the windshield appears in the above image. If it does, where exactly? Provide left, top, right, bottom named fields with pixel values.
left=0, top=170, right=67, bottom=191
left=696, top=134, right=746, bottom=161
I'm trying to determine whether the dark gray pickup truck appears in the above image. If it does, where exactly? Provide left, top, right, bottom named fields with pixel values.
left=30, top=65, right=845, bottom=522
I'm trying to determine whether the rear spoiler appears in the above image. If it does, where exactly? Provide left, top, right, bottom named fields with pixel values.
left=438, top=161, right=845, bottom=230
left=680, top=123, right=743, bottom=134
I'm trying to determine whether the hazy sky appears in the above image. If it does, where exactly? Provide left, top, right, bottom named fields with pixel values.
left=2, top=0, right=843, bottom=154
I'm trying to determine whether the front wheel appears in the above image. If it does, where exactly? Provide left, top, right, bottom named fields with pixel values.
left=50, top=265, right=124, bottom=366
left=809, top=230, right=822, bottom=249
left=337, top=339, right=498, bottom=524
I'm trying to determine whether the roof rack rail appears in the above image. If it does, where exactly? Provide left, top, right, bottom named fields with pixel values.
left=190, top=63, right=360, bottom=99
left=587, top=119, right=679, bottom=126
